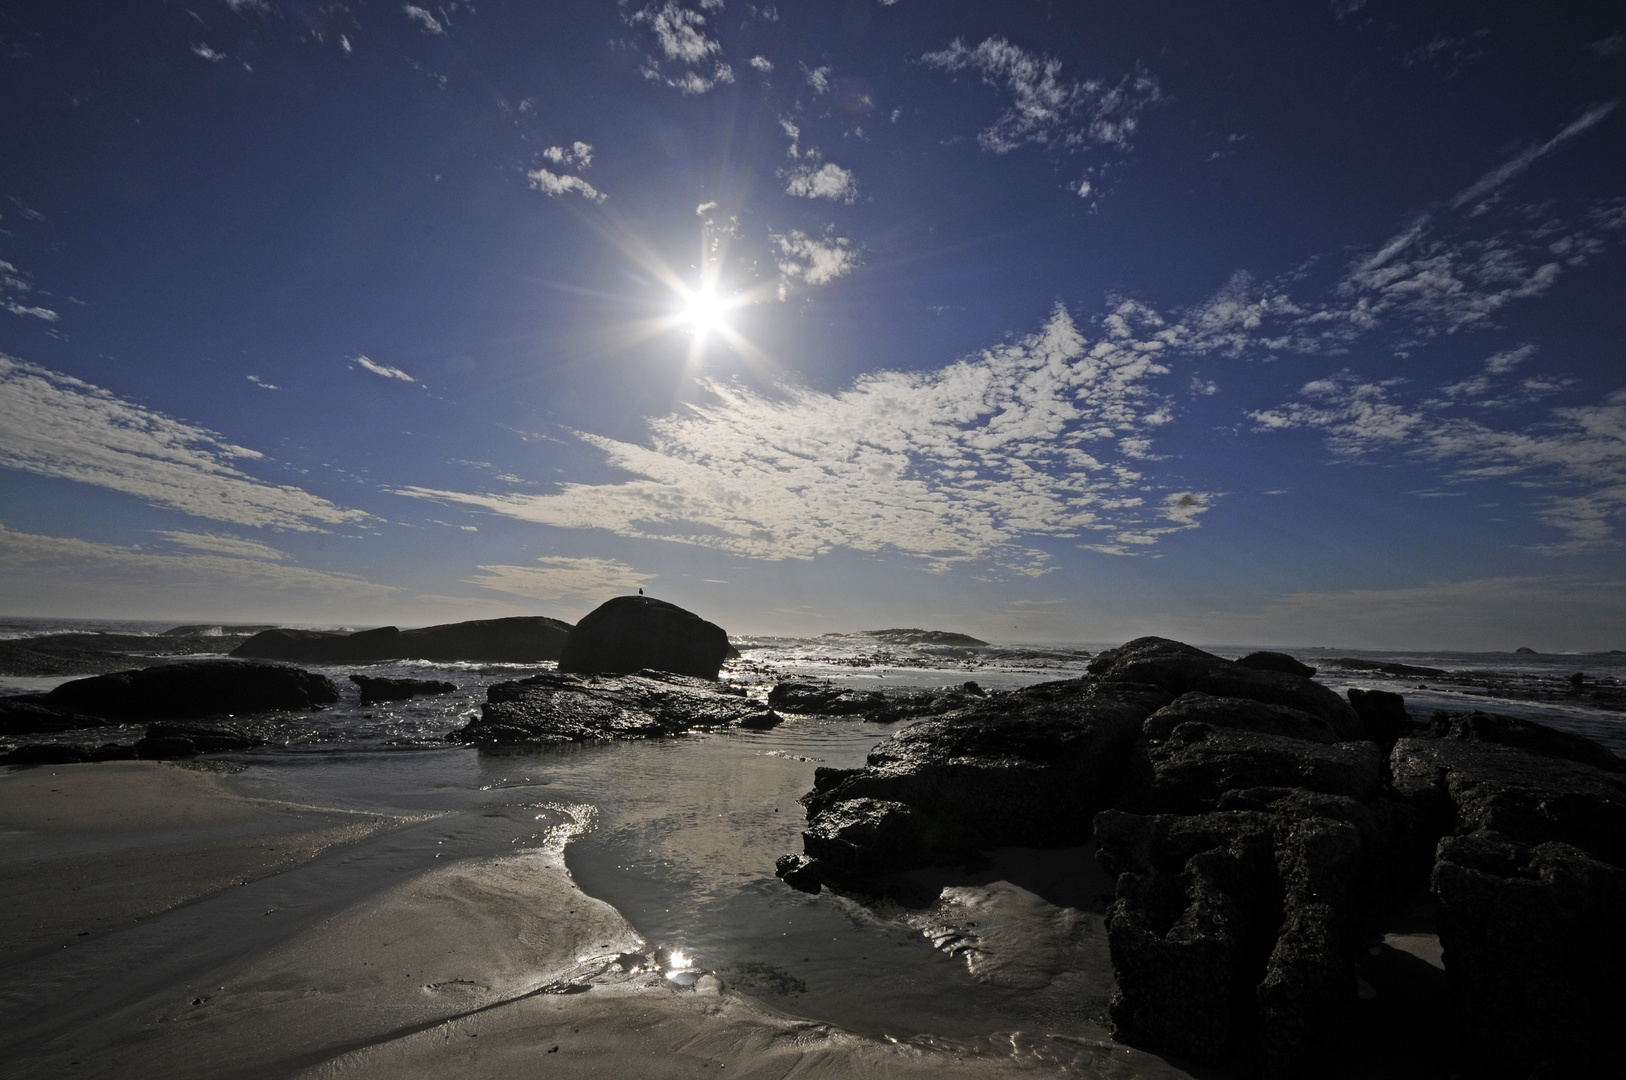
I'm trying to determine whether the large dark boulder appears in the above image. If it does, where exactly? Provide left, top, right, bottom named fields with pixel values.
left=1095, top=808, right=1364, bottom=1075
left=1087, top=637, right=1360, bottom=736
left=232, top=616, right=572, bottom=665
left=452, top=669, right=760, bottom=744
left=785, top=679, right=1167, bottom=888
left=1345, top=687, right=1416, bottom=746
left=349, top=675, right=456, bottom=705
left=42, top=660, right=339, bottom=722
left=1431, top=830, right=1626, bottom=1080
left=557, top=597, right=731, bottom=679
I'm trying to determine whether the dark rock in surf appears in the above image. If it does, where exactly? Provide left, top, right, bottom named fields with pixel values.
left=452, top=669, right=762, bottom=744
left=1431, top=830, right=1626, bottom=1080
left=1087, top=637, right=1360, bottom=736
left=0, top=696, right=106, bottom=737
left=557, top=597, right=731, bottom=680
left=796, top=679, right=1166, bottom=883
left=774, top=853, right=824, bottom=893
left=1235, top=650, right=1317, bottom=677
left=349, top=674, right=457, bottom=705
left=766, top=679, right=983, bottom=722
left=232, top=616, right=572, bottom=666
left=143, top=721, right=264, bottom=752
left=43, top=660, right=339, bottom=722
left=2, top=742, right=92, bottom=765
left=1345, top=687, right=1415, bottom=746
left=736, top=709, right=783, bottom=730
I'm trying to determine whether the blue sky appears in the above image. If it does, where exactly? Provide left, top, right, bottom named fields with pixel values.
left=1, top=1, right=1622, bottom=649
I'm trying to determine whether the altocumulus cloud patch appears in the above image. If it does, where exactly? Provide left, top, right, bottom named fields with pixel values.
left=398, top=305, right=1212, bottom=571
left=0, top=354, right=367, bottom=531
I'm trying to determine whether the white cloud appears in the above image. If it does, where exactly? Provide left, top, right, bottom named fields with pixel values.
left=0, top=354, right=367, bottom=531
left=398, top=305, right=1210, bottom=569
left=402, top=4, right=444, bottom=34
left=629, top=2, right=735, bottom=94
left=921, top=36, right=1162, bottom=154
left=1, top=257, right=58, bottom=323
left=1589, top=34, right=1625, bottom=59
left=804, top=64, right=831, bottom=94
left=1253, top=377, right=1626, bottom=552
left=191, top=43, right=227, bottom=62
left=246, top=375, right=279, bottom=390
left=466, top=556, right=654, bottom=605
left=771, top=230, right=858, bottom=297
left=156, top=530, right=289, bottom=561
left=350, top=355, right=416, bottom=382
left=749, top=55, right=773, bottom=73
left=784, top=162, right=857, bottom=202
left=0, top=523, right=397, bottom=619
left=527, top=167, right=606, bottom=203
left=542, top=142, right=594, bottom=169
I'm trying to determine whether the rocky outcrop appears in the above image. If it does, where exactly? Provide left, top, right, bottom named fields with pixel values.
left=0, top=696, right=106, bottom=737
left=232, top=616, right=572, bottom=665
left=1235, top=651, right=1316, bottom=677
left=230, top=619, right=550, bottom=666
left=349, top=675, right=457, bottom=705
left=860, top=629, right=989, bottom=647
left=557, top=597, right=731, bottom=680
left=1126, top=723, right=1385, bottom=813
left=1088, top=637, right=1361, bottom=737
left=766, top=680, right=982, bottom=722
left=783, top=679, right=1167, bottom=891
left=451, top=669, right=760, bottom=744
left=42, top=660, right=339, bottom=721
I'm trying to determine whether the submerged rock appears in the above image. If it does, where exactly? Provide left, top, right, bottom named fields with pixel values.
left=349, top=674, right=457, bottom=705
left=452, top=669, right=760, bottom=744
left=557, top=596, right=731, bottom=680
left=233, top=616, right=572, bottom=665
left=43, top=660, right=339, bottom=722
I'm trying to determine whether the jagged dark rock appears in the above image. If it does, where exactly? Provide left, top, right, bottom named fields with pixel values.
left=1432, top=830, right=1626, bottom=1080
left=1087, top=637, right=1359, bottom=735
left=736, top=709, right=783, bottom=730
left=1235, top=650, right=1317, bottom=677
left=1345, top=687, right=1415, bottom=746
left=0, top=696, right=107, bottom=737
left=1095, top=808, right=1363, bottom=1075
left=1419, top=708, right=1625, bottom=773
left=1143, top=692, right=1344, bottom=744
left=349, top=674, right=457, bottom=705
left=233, top=616, right=572, bottom=665
left=793, top=679, right=1166, bottom=885
left=773, top=853, right=824, bottom=893
left=765, top=679, right=980, bottom=722
left=43, top=660, right=339, bottom=722
left=451, top=669, right=762, bottom=744
left=1125, top=722, right=1385, bottom=814
left=557, top=597, right=731, bottom=679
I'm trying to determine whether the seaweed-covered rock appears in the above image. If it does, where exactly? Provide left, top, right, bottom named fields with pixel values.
left=349, top=675, right=457, bottom=705
left=791, top=679, right=1165, bottom=884
left=1431, top=830, right=1626, bottom=1080
left=233, top=616, right=572, bottom=665
left=557, top=597, right=731, bottom=679
left=1087, top=637, right=1359, bottom=735
left=451, top=669, right=761, bottom=744
left=1127, top=722, right=1385, bottom=813
left=43, top=660, right=339, bottom=722
left=1095, top=808, right=1364, bottom=1075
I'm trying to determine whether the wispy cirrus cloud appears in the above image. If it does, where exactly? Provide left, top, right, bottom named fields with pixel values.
left=1, top=258, right=59, bottom=323
left=155, top=530, right=289, bottom=561
left=0, top=354, right=367, bottom=531
left=1252, top=375, right=1626, bottom=553
left=467, top=555, right=654, bottom=607
left=921, top=36, right=1163, bottom=154
left=350, top=355, right=417, bottom=381
left=399, top=305, right=1212, bottom=570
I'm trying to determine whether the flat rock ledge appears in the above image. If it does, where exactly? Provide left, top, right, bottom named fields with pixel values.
left=450, top=670, right=763, bottom=744
left=775, top=635, right=1626, bottom=1079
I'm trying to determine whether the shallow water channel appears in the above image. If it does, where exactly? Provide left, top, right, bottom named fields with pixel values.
left=230, top=714, right=1116, bottom=1043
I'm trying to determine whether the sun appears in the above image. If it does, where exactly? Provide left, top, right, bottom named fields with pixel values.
left=679, top=286, right=730, bottom=337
